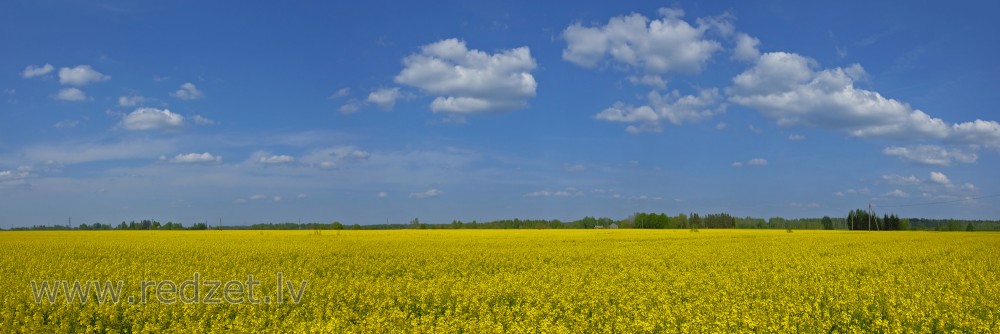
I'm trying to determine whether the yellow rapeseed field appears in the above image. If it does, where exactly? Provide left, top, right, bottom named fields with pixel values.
left=1, top=229, right=998, bottom=332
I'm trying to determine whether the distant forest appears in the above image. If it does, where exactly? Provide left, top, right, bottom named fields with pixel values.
left=6, top=209, right=999, bottom=231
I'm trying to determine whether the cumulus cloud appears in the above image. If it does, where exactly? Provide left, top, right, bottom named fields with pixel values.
left=257, top=154, right=295, bottom=165
left=170, top=82, right=204, bottom=100
left=300, top=146, right=370, bottom=169
left=58, top=65, right=110, bottom=85
left=22, top=64, right=54, bottom=78
left=120, top=108, right=185, bottom=131
left=729, top=52, right=1000, bottom=147
left=52, top=88, right=89, bottom=101
left=118, top=95, right=146, bottom=107
left=747, top=158, right=768, bottom=166
left=338, top=99, right=363, bottom=114
left=882, top=189, right=909, bottom=198
left=595, top=88, right=725, bottom=133
left=395, top=38, right=537, bottom=114
left=191, top=115, right=215, bottom=125
left=881, top=174, right=921, bottom=186
left=330, top=87, right=351, bottom=99
left=882, top=145, right=978, bottom=166
left=627, top=75, right=667, bottom=89
left=409, top=188, right=443, bottom=199
left=732, top=33, right=761, bottom=61
left=929, top=171, right=951, bottom=186
left=562, top=8, right=722, bottom=74
left=367, top=88, right=401, bottom=110
left=525, top=187, right=584, bottom=197
left=170, top=152, right=222, bottom=164
left=731, top=161, right=744, bottom=168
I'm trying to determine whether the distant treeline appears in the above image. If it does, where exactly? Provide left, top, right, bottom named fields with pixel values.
left=6, top=209, right=999, bottom=231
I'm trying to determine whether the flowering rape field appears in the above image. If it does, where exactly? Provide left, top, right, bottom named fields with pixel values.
left=1, top=229, right=998, bottom=332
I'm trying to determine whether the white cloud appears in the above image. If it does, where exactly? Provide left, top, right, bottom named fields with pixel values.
left=595, top=88, right=725, bottom=133
left=788, top=134, right=805, bottom=141
left=409, top=188, right=443, bottom=199
left=120, top=108, right=185, bottom=131
left=882, top=189, right=909, bottom=198
left=929, top=171, right=951, bottom=186
left=525, top=187, right=583, bottom=197
left=22, top=64, right=54, bottom=78
left=564, top=164, right=586, bottom=172
left=170, top=82, right=204, bottom=100
left=882, top=145, right=978, bottom=166
left=376, top=191, right=388, bottom=198
left=192, top=115, right=215, bottom=125
left=562, top=8, right=723, bottom=74
left=747, top=158, right=768, bottom=166
left=330, top=87, right=351, bottom=99
left=300, top=146, right=370, bottom=169
left=729, top=52, right=1000, bottom=147
left=58, top=65, right=110, bottom=86
left=716, top=122, right=728, bottom=130
left=53, top=119, right=80, bottom=128
left=367, top=88, right=401, bottom=110
left=258, top=154, right=295, bottom=165
left=52, top=88, right=89, bottom=101
left=881, top=174, right=921, bottom=186
left=273, top=196, right=282, bottom=202
left=170, top=152, right=222, bottom=164
left=395, top=38, right=537, bottom=114
left=338, top=99, right=363, bottom=114
left=250, top=194, right=267, bottom=200
left=733, top=33, right=761, bottom=61
left=731, top=161, right=744, bottom=168
left=118, top=95, right=146, bottom=107
left=626, top=75, right=667, bottom=89
left=297, top=193, right=307, bottom=199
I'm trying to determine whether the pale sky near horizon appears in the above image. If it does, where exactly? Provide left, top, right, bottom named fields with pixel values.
left=2, top=1, right=999, bottom=227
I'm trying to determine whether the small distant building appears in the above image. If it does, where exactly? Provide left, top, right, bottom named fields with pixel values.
left=608, top=223, right=619, bottom=229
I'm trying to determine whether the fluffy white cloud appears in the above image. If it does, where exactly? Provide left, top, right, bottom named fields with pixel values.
left=732, top=33, right=761, bottom=61
left=595, top=88, right=725, bottom=133
left=338, top=100, right=363, bottom=114
left=882, top=189, right=909, bottom=198
left=747, top=158, right=768, bottom=166
left=525, top=187, right=584, bottom=197
left=58, top=65, right=110, bottom=86
left=300, top=146, right=370, bottom=169
left=627, top=75, right=667, bottom=89
left=731, top=161, right=744, bottom=168
left=120, top=108, right=185, bottom=131
left=52, top=88, right=89, bottom=101
left=881, top=174, right=921, bottom=186
left=949, top=120, right=1000, bottom=148
left=22, top=64, right=54, bottom=78
left=562, top=8, right=722, bottom=74
left=376, top=191, right=388, bottom=198
left=258, top=154, right=295, bottom=165
left=409, top=188, right=443, bottom=199
left=171, top=152, right=222, bottom=164
left=929, top=171, right=951, bottom=186
left=118, top=95, right=146, bottom=107
left=367, top=88, right=401, bottom=110
left=730, top=52, right=1000, bottom=147
left=330, top=87, right=351, bottom=99
left=170, top=82, right=204, bottom=100
left=882, top=145, right=978, bottom=166
left=191, top=115, right=215, bottom=125
left=395, top=38, right=537, bottom=114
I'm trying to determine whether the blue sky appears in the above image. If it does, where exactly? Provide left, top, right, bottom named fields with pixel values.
left=2, top=1, right=999, bottom=227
